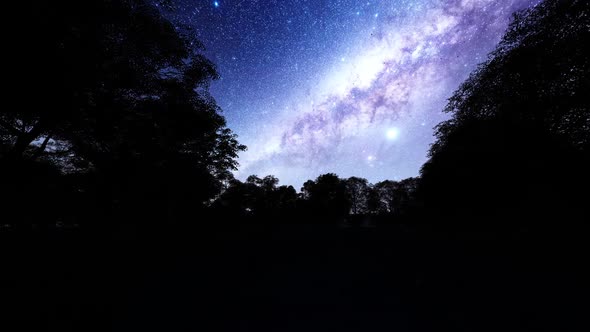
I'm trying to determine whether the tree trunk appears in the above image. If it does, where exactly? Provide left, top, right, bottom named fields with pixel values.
left=8, top=124, right=44, bottom=160
left=31, top=135, right=52, bottom=160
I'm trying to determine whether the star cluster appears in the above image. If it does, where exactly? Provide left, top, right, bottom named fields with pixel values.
left=170, top=0, right=539, bottom=188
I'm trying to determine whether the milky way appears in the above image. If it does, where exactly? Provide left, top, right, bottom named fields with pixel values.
left=168, top=0, right=539, bottom=188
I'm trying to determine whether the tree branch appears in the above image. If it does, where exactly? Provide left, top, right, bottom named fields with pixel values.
left=31, top=135, right=52, bottom=160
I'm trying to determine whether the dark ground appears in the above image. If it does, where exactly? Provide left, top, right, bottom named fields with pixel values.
left=2, top=221, right=589, bottom=331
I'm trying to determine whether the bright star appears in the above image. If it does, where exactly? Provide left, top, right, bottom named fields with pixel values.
left=214, top=1, right=219, bottom=8
left=386, top=128, right=400, bottom=140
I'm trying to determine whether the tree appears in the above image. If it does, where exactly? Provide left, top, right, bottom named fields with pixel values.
left=366, top=187, right=382, bottom=215
left=301, top=173, right=351, bottom=219
left=271, top=185, right=298, bottom=213
left=344, top=177, right=370, bottom=214
left=1, top=0, right=246, bottom=224
left=213, top=175, right=298, bottom=218
left=431, top=0, right=589, bottom=157
left=373, top=181, right=398, bottom=214
left=419, top=0, right=590, bottom=222
left=372, top=178, right=419, bottom=216
left=301, top=180, right=316, bottom=200
left=260, top=175, right=280, bottom=192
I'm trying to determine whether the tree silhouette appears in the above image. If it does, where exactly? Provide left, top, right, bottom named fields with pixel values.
left=272, top=185, right=298, bottom=213
left=372, top=181, right=398, bottom=214
left=301, top=173, right=351, bottom=220
left=372, top=178, right=419, bottom=216
left=344, top=177, right=370, bottom=214
left=213, top=175, right=297, bottom=218
left=1, top=0, right=245, bottom=225
left=419, top=0, right=590, bottom=223
left=366, top=186, right=382, bottom=215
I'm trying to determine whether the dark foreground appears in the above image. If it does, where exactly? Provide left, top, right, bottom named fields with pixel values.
left=2, top=222, right=589, bottom=332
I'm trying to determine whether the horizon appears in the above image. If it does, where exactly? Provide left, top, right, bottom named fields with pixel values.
left=4, top=1, right=589, bottom=331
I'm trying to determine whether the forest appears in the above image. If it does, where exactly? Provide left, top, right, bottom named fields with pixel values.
left=1, top=0, right=589, bottom=331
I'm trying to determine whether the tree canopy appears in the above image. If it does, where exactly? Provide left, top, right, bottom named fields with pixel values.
left=1, top=0, right=245, bottom=225
left=420, top=0, right=590, bottom=220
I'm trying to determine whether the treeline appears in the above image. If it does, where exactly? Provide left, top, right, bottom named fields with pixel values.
left=211, top=174, right=419, bottom=221
left=214, top=0, right=590, bottom=228
left=1, top=0, right=589, bottom=231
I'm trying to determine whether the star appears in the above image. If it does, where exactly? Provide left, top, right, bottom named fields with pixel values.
left=171, top=0, right=540, bottom=187
left=386, top=128, right=400, bottom=141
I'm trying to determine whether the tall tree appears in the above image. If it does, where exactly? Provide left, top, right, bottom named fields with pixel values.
left=1, top=0, right=246, bottom=223
left=420, top=0, right=590, bottom=221
left=302, top=173, right=351, bottom=219
left=373, top=178, right=419, bottom=216
left=213, top=175, right=296, bottom=217
left=344, top=177, right=370, bottom=214
left=431, top=0, right=589, bottom=157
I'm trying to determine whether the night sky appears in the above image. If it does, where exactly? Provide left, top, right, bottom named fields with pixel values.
left=166, top=0, right=539, bottom=188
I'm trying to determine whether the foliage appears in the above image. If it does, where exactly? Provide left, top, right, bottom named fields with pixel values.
left=344, top=177, right=370, bottom=214
left=1, top=0, right=246, bottom=225
left=420, top=0, right=590, bottom=220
